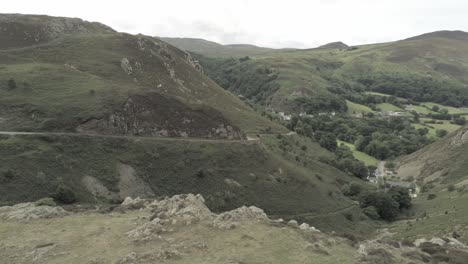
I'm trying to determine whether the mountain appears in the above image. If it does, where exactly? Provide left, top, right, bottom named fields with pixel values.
left=196, top=30, right=468, bottom=113
left=406, top=30, right=468, bottom=41
left=0, top=14, right=283, bottom=136
left=318, top=41, right=349, bottom=50
left=161, top=37, right=275, bottom=58
left=0, top=14, right=371, bottom=235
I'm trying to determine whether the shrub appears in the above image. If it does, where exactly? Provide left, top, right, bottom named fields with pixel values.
left=7, top=78, right=16, bottom=89
left=436, top=129, right=448, bottom=138
left=53, top=184, right=77, bottom=204
left=34, top=197, right=57, bottom=206
left=1, top=169, right=16, bottom=183
left=447, top=185, right=456, bottom=192
left=427, top=194, right=437, bottom=200
left=342, top=182, right=363, bottom=197
left=363, top=206, right=380, bottom=220
left=196, top=169, right=205, bottom=178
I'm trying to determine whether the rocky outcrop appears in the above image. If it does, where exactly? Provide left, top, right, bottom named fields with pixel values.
left=125, top=193, right=319, bottom=242
left=0, top=202, right=68, bottom=221
left=120, top=58, right=133, bottom=75
left=0, top=14, right=115, bottom=49
left=185, top=52, right=204, bottom=73
left=77, top=93, right=244, bottom=139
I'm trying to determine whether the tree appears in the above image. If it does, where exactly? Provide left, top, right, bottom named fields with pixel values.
left=318, top=132, right=337, bottom=152
left=360, top=191, right=400, bottom=221
left=388, top=186, right=412, bottom=209
left=7, top=78, right=16, bottom=89
left=432, top=105, right=439, bottom=112
left=342, top=182, right=363, bottom=197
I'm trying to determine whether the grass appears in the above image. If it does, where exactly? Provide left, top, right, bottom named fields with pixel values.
left=337, top=140, right=379, bottom=166
left=407, top=105, right=435, bottom=115
left=0, top=208, right=363, bottom=264
left=346, top=100, right=374, bottom=115
left=376, top=103, right=406, bottom=112
left=413, top=120, right=462, bottom=138
left=390, top=189, right=468, bottom=244
left=0, top=133, right=375, bottom=235
left=365, top=91, right=391, bottom=97
left=0, top=32, right=284, bottom=134
left=199, top=33, right=468, bottom=115
left=422, top=102, right=468, bottom=115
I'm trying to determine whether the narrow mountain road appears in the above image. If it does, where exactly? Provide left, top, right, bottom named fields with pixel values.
left=0, top=131, right=258, bottom=144
left=270, top=203, right=359, bottom=221
left=0, top=130, right=298, bottom=144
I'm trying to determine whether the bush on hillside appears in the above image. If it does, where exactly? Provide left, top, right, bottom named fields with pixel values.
left=7, top=78, right=16, bottom=89
left=363, top=206, right=380, bottom=220
left=53, top=184, right=77, bottom=204
left=342, top=182, right=364, bottom=197
left=436, top=129, right=448, bottom=138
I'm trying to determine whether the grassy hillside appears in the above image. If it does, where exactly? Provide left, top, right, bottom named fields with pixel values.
left=0, top=133, right=372, bottom=235
left=397, top=127, right=468, bottom=188
left=161, top=37, right=274, bottom=58
left=197, top=30, right=468, bottom=114
left=0, top=14, right=284, bottom=135
left=391, top=127, right=468, bottom=243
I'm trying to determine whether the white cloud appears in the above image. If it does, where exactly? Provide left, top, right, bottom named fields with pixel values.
left=2, top=0, right=468, bottom=48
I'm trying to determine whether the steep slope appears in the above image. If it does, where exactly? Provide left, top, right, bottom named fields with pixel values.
left=161, top=37, right=275, bottom=58
left=390, top=127, right=468, bottom=244
left=0, top=14, right=284, bottom=136
left=197, top=30, right=468, bottom=113
left=0, top=14, right=370, bottom=235
left=397, top=127, right=468, bottom=188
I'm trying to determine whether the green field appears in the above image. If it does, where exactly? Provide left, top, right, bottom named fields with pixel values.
left=346, top=100, right=374, bottom=115
left=376, top=103, right=406, bottom=112
left=422, top=102, right=468, bottom=115
left=365, top=91, right=391, bottom=97
left=407, top=105, right=436, bottom=115
left=337, top=140, right=379, bottom=166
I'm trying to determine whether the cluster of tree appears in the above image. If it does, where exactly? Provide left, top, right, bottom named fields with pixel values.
left=356, top=73, right=468, bottom=107
left=195, top=55, right=280, bottom=104
left=289, top=115, right=433, bottom=161
left=293, top=93, right=348, bottom=113
left=343, top=183, right=412, bottom=221
left=346, top=93, right=406, bottom=110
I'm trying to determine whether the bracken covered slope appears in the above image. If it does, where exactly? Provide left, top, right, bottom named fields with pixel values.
left=0, top=14, right=285, bottom=137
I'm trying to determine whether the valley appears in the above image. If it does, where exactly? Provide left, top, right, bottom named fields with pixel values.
left=1, top=11, right=468, bottom=264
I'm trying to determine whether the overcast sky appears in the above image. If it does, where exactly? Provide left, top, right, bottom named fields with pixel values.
left=3, top=0, right=468, bottom=48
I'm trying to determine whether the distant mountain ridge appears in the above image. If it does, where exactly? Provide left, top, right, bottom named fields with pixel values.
left=161, top=37, right=277, bottom=57
left=406, top=30, right=468, bottom=41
